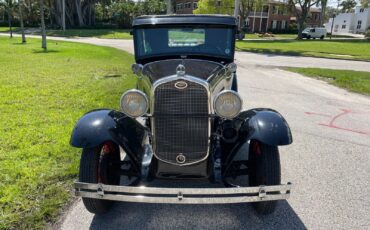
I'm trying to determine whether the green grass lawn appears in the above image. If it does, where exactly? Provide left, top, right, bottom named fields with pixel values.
left=245, top=33, right=297, bottom=39
left=0, top=27, right=19, bottom=32
left=44, top=29, right=133, bottom=39
left=236, top=39, right=370, bottom=61
left=0, top=37, right=136, bottom=229
left=0, top=27, right=132, bottom=39
left=287, top=68, right=370, bottom=95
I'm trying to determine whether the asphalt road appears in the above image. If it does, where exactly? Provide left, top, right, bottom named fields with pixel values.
left=21, top=37, right=367, bottom=229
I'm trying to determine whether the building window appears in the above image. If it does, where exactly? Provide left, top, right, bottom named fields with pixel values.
left=177, top=3, right=184, bottom=10
left=216, top=0, right=221, bottom=7
left=277, top=21, right=282, bottom=29
left=357, top=20, right=362, bottom=29
left=360, top=8, right=364, bottom=13
left=282, top=20, right=286, bottom=30
left=343, top=20, right=346, bottom=23
left=278, top=6, right=284, bottom=15
left=342, top=24, right=346, bottom=29
left=193, top=2, right=198, bottom=9
left=272, top=20, right=277, bottom=29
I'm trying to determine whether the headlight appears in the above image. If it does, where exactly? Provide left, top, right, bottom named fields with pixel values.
left=214, top=90, right=242, bottom=119
left=120, top=90, right=148, bottom=118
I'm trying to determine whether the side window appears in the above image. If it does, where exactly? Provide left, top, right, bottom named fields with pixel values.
left=310, top=29, right=315, bottom=32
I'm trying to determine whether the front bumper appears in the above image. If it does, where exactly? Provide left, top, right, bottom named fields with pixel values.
left=74, top=182, right=292, bottom=204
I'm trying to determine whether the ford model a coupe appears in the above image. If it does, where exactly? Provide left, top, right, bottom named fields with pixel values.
left=71, top=15, right=293, bottom=215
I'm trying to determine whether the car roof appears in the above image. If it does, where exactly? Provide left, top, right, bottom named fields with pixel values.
left=133, top=14, right=237, bottom=27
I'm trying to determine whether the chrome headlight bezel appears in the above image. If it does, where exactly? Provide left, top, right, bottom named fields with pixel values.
left=213, top=90, right=243, bottom=119
left=120, top=89, right=148, bottom=118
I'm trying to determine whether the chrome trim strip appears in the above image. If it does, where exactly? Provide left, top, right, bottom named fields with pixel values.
left=75, top=182, right=292, bottom=204
left=151, top=74, right=211, bottom=166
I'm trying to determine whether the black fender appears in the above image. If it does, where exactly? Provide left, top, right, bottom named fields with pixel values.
left=222, top=108, right=292, bottom=172
left=238, top=108, right=292, bottom=146
left=70, top=109, right=146, bottom=167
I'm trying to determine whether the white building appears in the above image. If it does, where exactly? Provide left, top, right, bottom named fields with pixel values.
left=325, top=6, right=370, bottom=34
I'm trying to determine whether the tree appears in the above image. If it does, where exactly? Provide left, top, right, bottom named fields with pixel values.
left=0, top=0, right=15, bottom=38
left=19, top=0, right=26, bottom=43
left=289, top=0, right=321, bottom=39
left=39, top=0, right=47, bottom=50
left=340, top=0, right=356, bottom=13
left=324, top=6, right=336, bottom=22
left=360, top=0, right=369, bottom=8
left=194, top=0, right=234, bottom=15
left=319, top=0, right=327, bottom=26
left=239, top=0, right=257, bottom=29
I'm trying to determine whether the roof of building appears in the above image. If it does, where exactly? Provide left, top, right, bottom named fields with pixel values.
left=309, top=8, right=322, bottom=13
left=133, top=14, right=237, bottom=27
left=295, top=6, right=321, bottom=13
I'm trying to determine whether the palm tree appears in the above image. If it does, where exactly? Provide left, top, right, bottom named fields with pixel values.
left=39, top=0, right=47, bottom=50
left=0, top=0, right=15, bottom=38
left=320, top=0, right=327, bottom=27
left=19, top=0, right=26, bottom=43
left=340, top=0, right=356, bottom=13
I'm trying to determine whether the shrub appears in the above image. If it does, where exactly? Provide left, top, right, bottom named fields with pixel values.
left=366, top=30, right=370, bottom=38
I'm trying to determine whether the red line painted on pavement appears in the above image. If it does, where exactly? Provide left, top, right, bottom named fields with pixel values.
left=304, top=112, right=331, bottom=117
left=327, top=109, right=351, bottom=127
left=319, top=124, right=369, bottom=135
left=306, top=108, right=369, bottom=136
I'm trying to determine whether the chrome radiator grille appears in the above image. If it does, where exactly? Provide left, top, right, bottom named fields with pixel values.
left=153, top=79, right=209, bottom=165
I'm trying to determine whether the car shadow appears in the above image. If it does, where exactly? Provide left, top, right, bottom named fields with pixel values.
left=89, top=200, right=305, bottom=229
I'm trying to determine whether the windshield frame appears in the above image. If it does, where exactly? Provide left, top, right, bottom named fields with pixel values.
left=133, top=24, right=236, bottom=64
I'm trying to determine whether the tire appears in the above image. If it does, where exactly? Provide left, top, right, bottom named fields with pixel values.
left=249, top=140, right=281, bottom=215
left=320, top=35, right=324, bottom=40
left=307, top=35, right=311, bottom=39
left=79, top=142, right=121, bottom=214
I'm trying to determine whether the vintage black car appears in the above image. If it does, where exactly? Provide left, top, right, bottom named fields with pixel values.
left=71, top=15, right=292, bottom=215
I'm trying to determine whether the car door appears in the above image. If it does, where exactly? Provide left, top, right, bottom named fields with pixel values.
left=310, top=28, right=316, bottom=38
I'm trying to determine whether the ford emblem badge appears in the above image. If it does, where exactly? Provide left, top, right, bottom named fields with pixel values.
left=175, top=81, right=188, bottom=90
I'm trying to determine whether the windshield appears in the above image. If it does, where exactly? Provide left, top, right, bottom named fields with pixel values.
left=134, top=26, right=235, bottom=61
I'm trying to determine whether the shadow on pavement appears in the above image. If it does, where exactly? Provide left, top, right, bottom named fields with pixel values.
left=89, top=200, right=305, bottom=229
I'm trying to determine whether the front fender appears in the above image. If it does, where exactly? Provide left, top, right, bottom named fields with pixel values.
left=238, top=108, right=293, bottom=146
left=223, top=108, right=292, bottom=172
left=70, top=110, right=146, bottom=163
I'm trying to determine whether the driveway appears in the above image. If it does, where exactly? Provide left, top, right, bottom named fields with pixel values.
left=6, top=34, right=367, bottom=229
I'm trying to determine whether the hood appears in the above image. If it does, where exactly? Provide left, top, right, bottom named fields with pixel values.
left=142, top=59, right=224, bottom=82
